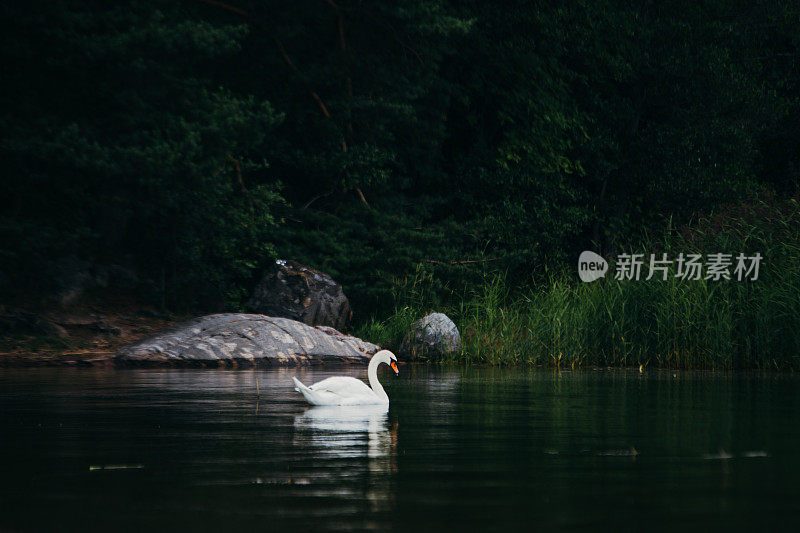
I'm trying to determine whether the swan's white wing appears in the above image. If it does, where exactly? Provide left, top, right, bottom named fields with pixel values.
left=308, top=376, right=375, bottom=398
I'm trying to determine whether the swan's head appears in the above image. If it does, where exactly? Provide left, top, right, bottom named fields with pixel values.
left=374, top=349, right=399, bottom=375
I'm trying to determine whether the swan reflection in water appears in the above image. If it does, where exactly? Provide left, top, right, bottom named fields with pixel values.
left=294, top=404, right=398, bottom=512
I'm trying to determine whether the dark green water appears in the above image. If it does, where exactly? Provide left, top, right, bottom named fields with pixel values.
left=1, top=366, right=799, bottom=532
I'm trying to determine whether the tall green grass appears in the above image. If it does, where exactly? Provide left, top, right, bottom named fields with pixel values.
left=357, top=196, right=800, bottom=369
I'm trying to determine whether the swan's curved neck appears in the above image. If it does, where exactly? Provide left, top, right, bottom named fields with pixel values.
left=367, top=355, right=388, bottom=401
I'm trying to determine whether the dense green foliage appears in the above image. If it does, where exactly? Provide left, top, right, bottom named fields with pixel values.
left=2, top=0, right=799, bottom=322
left=1, top=2, right=284, bottom=308
left=360, top=195, right=800, bottom=368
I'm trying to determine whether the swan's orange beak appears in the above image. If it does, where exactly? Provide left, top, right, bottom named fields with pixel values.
left=390, top=361, right=399, bottom=375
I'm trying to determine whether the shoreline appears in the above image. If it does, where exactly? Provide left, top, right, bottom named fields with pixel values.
left=1, top=349, right=796, bottom=372
left=4, top=292, right=798, bottom=370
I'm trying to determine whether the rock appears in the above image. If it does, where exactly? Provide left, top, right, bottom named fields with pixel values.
left=314, top=325, right=378, bottom=356
left=399, top=312, right=462, bottom=360
left=115, top=313, right=379, bottom=366
left=246, top=260, right=352, bottom=330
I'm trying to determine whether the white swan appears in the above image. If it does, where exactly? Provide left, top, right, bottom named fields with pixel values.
left=292, top=350, right=399, bottom=405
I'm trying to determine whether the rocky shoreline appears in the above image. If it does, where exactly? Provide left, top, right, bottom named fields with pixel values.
left=1, top=259, right=369, bottom=367
left=1, top=314, right=381, bottom=368
left=1, top=261, right=463, bottom=367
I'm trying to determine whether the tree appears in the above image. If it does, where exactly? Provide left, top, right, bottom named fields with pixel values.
left=0, top=1, right=284, bottom=308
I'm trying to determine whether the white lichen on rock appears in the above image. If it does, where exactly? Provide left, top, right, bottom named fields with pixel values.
left=116, top=313, right=379, bottom=366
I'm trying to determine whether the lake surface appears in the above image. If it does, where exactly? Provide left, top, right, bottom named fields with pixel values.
left=1, top=366, right=799, bottom=531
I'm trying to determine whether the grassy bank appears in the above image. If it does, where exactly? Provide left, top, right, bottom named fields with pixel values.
left=358, top=197, right=800, bottom=369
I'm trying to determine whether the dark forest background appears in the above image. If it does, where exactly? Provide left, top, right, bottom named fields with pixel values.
left=2, top=0, right=799, bottom=319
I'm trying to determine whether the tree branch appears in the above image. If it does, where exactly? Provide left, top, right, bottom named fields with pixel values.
left=354, top=187, right=370, bottom=207
left=425, top=257, right=501, bottom=266
left=227, top=154, right=247, bottom=194
left=302, top=189, right=335, bottom=210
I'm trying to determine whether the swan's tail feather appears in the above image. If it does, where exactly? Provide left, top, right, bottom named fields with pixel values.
left=292, top=376, right=306, bottom=393
left=293, top=376, right=323, bottom=405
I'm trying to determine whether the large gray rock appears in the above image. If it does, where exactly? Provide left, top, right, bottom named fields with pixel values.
left=116, top=314, right=379, bottom=366
left=399, top=312, right=462, bottom=360
left=247, top=260, right=352, bottom=330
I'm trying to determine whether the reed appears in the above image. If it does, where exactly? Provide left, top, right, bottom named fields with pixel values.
left=357, top=196, right=800, bottom=369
